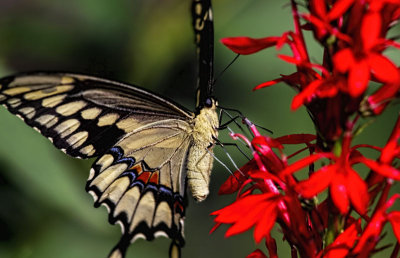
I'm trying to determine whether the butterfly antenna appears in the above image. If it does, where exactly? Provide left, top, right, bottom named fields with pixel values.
left=213, top=54, right=240, bottom=85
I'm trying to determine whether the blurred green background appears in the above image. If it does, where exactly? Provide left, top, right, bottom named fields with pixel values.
left=0, top=0, right=398, bottom=257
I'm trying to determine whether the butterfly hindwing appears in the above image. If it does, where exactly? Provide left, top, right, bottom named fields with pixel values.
left=87, top=119, right=193, bottom=255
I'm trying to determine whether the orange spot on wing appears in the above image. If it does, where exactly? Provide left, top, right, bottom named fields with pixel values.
left=149, top=171, right=159, bottom=184
left=130, top=163, right=143, bottom=174
left=136, top=171, right=151, bottom=183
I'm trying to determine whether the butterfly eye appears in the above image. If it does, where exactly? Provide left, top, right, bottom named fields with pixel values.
left=205, top=97, right=213, bottom=107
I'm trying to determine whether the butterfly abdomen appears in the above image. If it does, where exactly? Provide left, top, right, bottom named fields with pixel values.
left=187, top=99, right=218, bottom=201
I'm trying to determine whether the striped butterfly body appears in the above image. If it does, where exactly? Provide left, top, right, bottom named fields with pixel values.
left=0, top=72, right=218, bottom=257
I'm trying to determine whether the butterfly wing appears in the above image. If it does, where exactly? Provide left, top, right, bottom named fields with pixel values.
left=90, top=119, right=193, bottom=257
left=0, top=72, right=192, bottom=158
left=0, top=72, right=195, bottom=255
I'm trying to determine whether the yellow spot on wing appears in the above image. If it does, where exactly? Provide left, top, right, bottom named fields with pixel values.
left=99, top=177, right=130, bottom=203
left=130, top=191, right=156, bottom=232
left=42, top=94, right=66, bottom=108
left=81, top=107, right=102, bottom=120
left=96, top=154, right=114, bottom=173
left=97, top=113, right=120, bottom=127
left=113, top=186, right=141, bottom=223
left=80, top=144, right=95, bottom=156
left=18, top=107, right=36, bottom=119
left=35, top=114, right=58, bottom=128
left=3, top=87, right=32, bottom=96
left=61, top=76, right=74, bottom=84
left=54, top=119, right=80, bottom=138
left=153, top=201, right=172, bottom=228
left=24, top=85, right=74, bottom=100
left=90, top=163, right=128, bottom=191
left=56, top=101, right=87, bottom=116
left=66, top=131, right=88, bottom=148
left=7, top=98, right=22, bottom=108
left=116, top=117, right=143, bottom=133
left=0, top=94, right=5, bottom=101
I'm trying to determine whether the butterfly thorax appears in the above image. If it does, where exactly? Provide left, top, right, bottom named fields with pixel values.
left=187, top=98, right=218, bottom=202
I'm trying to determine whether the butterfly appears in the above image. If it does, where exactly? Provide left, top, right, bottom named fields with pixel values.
left=0, top=0, right=216, bottom=257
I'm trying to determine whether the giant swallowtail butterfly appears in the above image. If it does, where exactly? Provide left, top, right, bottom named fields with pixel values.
left=0, top=0, right=216, bottom=257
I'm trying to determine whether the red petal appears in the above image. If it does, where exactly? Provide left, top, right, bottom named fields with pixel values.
left=353, top=209, right=386, bottom=253
left=302, top=13, right=329, bottom=39
left=381, top=116, right=400, bottom=163
left=218, top=171, right=247, bottom=195
left=221, top=36, right=280, bottom=55
left=361, top=11, right=381, bottom=51
left=246, top=249, right=268, bottom=258
left=362, top=158, right=400, bottom=180
left=296, top=165, right=335, bottom=198
left=218, top=160, right=257, bottom=195
left=253, top=206, right=278, bottom=243
left=212, top=194, right=273, bottom=222
left=325, top=220, right=360, bottom=258
left=316, top=80, right=340, bottom=98
left=330, top=173, right=350, bottom=214
left=225, top=202, right=266, bottom=237
left=291, top=79, right=323, bottom=110
left=367, top=82, right=400, bottom=114
left=310, top=0, right=327, bottom=17
left=278, top=54, right=301, bottom=65
left=348, top=59, right=369, bottom=97
left=367, top=54, right=400, bottom=84
left=388, top=211, right=400, bottom=243
left=266, top=237, right=278, bottom=258
left=333, top=48, right=355, bottom=73
left=281, top=153, right=329, bottom=176
left=253, top=78, right=284, bottom=90
left=346, top=168, right=369, bottom=214
left=275, top=134, right=316, bottom=144
left=254, top=72, right=303, bottom=91
left=327, top=0, right=356, bottom=20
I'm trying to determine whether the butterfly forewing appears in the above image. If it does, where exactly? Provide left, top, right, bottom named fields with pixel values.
left=0, top=73, right=193, bottom=158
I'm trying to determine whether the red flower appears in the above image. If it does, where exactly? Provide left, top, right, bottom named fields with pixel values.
left=287, top=131, right=369, bottom=214
left=213, top=0, right=400, bottom=257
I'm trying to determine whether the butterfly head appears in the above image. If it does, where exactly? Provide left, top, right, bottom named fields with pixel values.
left=197, top=96, right=218, bottom=113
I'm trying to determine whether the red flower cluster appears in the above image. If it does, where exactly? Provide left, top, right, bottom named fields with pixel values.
left=212, top=0, right=400, bottom=257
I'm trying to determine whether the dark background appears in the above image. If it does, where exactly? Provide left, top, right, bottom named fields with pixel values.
left=0, top=0, right=398, bottom=257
